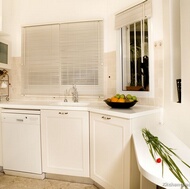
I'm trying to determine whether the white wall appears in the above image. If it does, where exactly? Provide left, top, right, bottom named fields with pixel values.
left=9, top=0, right=106, bottom=56
left=6, top=0, right=163, bottom=57
left=163, top=0, right=190, bottom=148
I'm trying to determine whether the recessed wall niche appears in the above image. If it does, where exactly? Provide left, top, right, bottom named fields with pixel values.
left=170, top=0, right=181, bottom=103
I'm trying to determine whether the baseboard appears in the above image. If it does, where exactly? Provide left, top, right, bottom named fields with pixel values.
left=0, top=166, right=3, bottom=172
left=3, top=170, right=104, bottom=188
left=4, top=170, right=45, bottom=180
left=0, top=166, right=3, bottom=175
left=45, top=173, right=94, bottom=185
left=93, top=181, right=105, bottom=189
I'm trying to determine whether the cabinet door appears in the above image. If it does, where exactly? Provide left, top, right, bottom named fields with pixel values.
left=41, top=110, right=89, bottom=177
left=90, top=113, right=131, bottom=189
left=0, top=110, right=2, bottom=167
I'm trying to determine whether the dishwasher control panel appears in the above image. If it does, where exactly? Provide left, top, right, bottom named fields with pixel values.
left=2, top=113, right=40, bottom=124
left=1, top=108, right=40, bottom=114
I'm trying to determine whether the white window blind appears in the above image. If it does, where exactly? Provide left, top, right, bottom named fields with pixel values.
left=59, top=21, right=104, bottom=96
left=22, top=20, right=103, bottom=96
left=115, top=0, right=152, bottom=29
left=22, top=24, right=60, bottom=95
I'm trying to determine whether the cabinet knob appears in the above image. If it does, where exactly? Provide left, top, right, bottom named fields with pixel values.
left=59, top=112, right=68, bottom=115
left=102, top=116, right=111, bottom=120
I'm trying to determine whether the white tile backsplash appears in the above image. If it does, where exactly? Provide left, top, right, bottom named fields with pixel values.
left=8, top=48, right=164, bottom=106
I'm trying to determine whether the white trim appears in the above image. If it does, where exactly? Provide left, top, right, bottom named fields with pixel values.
left=116, top=19, right=154, bottom=98
left=4, top=170, right=45, bottom=179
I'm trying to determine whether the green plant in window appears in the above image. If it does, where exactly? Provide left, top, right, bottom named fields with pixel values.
left=129, top=43, right=143, bottom=87
left=130, top=43, right=141, bottom=62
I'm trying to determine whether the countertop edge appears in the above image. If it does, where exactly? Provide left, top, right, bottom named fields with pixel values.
left=0, top=102, right=162, bottom=119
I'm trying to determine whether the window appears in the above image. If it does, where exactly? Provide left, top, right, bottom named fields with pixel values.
left=22, top=20, right=103, bottom=96
left=115, top=0, right=152, bottom=93
left=121, top=19, right=149, bottom=91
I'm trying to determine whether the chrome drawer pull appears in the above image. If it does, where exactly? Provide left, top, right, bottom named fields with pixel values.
left=102, top=116, right=111, bottom=120
left=59, top=112, right=68, bottom=115
left=16, top=119, right=24, bottom=122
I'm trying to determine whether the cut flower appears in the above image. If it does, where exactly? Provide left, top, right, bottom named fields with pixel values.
left=142, top=128, right=190, bottom=189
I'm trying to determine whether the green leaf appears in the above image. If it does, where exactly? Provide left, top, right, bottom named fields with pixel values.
left=142, top=128, right=190, bottom=188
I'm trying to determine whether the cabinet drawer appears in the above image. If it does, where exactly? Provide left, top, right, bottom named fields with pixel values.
left=42, top=110, right=87, bottom=117
left=90, top=112, right=130, bottom=127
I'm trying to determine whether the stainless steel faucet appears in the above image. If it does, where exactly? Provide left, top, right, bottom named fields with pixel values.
left=71, top=84, right=78, bottom=102
left=64, top=89, right=68, bottom=102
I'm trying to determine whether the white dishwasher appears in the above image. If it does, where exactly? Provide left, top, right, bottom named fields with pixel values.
left=1, top=109, right=43, bottom=177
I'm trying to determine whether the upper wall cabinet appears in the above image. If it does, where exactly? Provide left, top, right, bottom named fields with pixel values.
left=0, top=0, right=11, bottom=70
left=0, top=38, right=11, bottom=69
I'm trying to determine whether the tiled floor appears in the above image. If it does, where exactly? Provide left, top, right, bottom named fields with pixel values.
left=0, top=174, right=98, bottom=189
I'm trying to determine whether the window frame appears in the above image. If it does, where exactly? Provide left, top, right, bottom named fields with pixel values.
left=116, top=18, right=154, bottom=98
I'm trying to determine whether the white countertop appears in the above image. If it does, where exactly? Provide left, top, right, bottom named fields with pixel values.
left=133, top=126, right=190, bottom=189
left=89, top=103, right=161, bottom=119
left=0, top=100, right=161, bottom=119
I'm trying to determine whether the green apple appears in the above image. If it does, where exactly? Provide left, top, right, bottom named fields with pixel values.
left=132, top=96, right=137, bottom=101
left=115, top=94, right=120, bottom=99
left=126, top=94, right=132, bottom=99
left=120, top=94, right=125, bottom=99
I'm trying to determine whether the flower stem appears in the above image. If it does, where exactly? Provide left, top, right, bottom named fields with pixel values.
left=142, top=128, right=190, bottom=188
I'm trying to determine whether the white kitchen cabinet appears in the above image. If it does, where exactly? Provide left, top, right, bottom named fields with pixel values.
left=90, top=112, right=132, bottom=189
left=41, top=110, right=89, bottom=177
left=0, top=110, right=2, bottom=167
left=90, top=111, right=160, bottom=189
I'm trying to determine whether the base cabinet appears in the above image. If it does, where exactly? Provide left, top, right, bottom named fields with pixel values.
left=41, top=110, right=89, bottom=177
left=90, top=112, right=131, bottom=189
left=0, top=111, right=2, bottom=167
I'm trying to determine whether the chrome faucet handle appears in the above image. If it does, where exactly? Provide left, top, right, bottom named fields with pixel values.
left=71, top=84, right=78, bottom=102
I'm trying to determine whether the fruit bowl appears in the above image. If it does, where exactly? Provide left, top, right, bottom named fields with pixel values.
left=104, top=99, right=137, bottom=109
